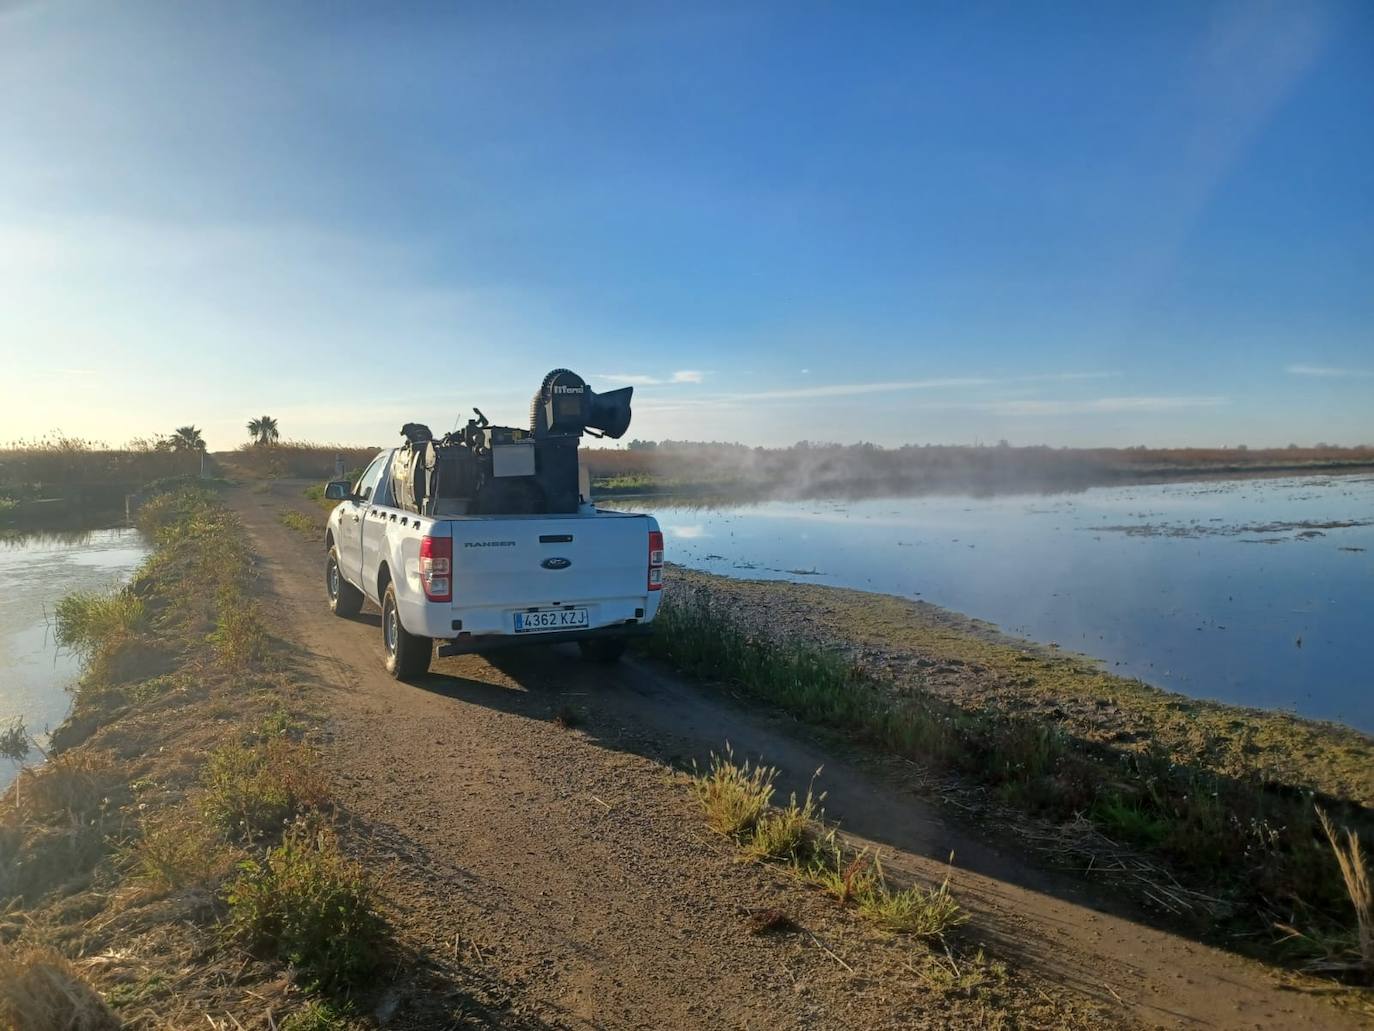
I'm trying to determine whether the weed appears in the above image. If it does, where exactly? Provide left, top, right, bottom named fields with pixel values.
left=552, top=704, right=582, bottom=730
left=654, top=590, right=1374, bottom=963
left=226, top=824, right=387, bottom=991
left=912, top=947, right=1006, bottom=998
left=55, top=589, right=147, bottom=654
left=280, top=999, right=352, bottom=1031
left=258, top=704, right=305, bottom=741
left=103, top=973, right=166, bottom=1009
left=856, top=860, right=969, bottom=938
left=0, top=946, right=119, bottom=1031
left=692, top=747, right=776, bottom=839
left=279, top=509, right=321, bottom=537
left=200, top=740, right=329, bottom=841
left=744, top=783, right=824, bottom=861
left=1, top=717, right=30, bottom=764
left=1092, top=795, right=1170, bottom=848
left=127, top=811, right=234, bottom=890
left=209, top=592, right=267, bottom=668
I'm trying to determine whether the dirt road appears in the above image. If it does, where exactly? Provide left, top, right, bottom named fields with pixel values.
left=233, top=482, right=1359, bottom=1030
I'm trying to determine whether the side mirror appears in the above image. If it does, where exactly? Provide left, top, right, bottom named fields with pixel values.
left=324, top=480, right=354, bottom=502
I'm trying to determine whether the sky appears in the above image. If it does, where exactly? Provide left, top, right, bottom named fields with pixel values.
left=1, top=1, right=1371, bottom=451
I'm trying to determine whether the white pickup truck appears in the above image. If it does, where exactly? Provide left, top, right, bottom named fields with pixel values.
left=322, top=447, right=663, bottom=679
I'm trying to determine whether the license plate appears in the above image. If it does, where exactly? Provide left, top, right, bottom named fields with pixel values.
left=514, top=607, right=589, bottom=633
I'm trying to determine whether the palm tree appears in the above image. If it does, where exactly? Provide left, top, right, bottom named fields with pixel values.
left=246, top=415, right=280, bottom=447
left=169, top=425, right=206, bottom=452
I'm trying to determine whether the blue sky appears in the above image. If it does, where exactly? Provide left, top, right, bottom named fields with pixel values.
left=1, top=1, right=1371, bottom=449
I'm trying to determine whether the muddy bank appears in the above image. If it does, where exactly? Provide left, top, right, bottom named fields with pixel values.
left=664, top=565, right=1374, bottom=807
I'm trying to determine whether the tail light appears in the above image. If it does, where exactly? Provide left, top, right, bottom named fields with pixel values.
left=648, top=529, right=664, bottom=591
left=419, top=535, right=452, bottom=602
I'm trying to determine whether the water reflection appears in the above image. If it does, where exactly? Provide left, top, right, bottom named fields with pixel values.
left=634, top=474, right=1374, bottom=732
left=0, top=525, right=148, bottom=791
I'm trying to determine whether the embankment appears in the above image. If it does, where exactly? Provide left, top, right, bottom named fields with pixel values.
left=648, top=566, right=1374, bottom=978
left=0, top=485, right=458, bottom=1028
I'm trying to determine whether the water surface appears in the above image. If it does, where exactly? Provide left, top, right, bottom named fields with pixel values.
left=636, top=474, right=1374, bottom=732
left=0, top=526, right=148, bottom=791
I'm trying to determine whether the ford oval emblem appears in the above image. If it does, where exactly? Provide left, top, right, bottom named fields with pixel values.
left=541, top=557, right=572, bottom=570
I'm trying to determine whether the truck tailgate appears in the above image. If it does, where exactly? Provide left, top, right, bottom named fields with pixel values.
left=447, top=513, right=650, bottom=609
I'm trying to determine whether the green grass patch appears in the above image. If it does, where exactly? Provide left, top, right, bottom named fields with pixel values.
left=279, top=509, right=321, bottom=536
left=54, top=590, right=147, bottom=654
left=200, top=739, right=330, bottom=842
left=226, top=824, right=387, bottom=992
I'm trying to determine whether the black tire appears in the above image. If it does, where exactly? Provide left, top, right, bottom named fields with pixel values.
left=382, top=581, right=432, bottom=680
left=326, top=546, right=364, bottom=618
left=578, top=637, right=627, bottom=664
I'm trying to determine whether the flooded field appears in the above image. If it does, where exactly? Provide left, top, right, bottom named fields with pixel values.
left=0, top=526, right=148, bottom=791
left=637, top=473, right=1374, bottom=732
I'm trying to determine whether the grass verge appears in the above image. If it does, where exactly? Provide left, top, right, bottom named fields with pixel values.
left=652, top=580, right=1374, bottom=978
left=693, top=748, right=968, bottom=941
left=1, top=483, right=395, bottom=1024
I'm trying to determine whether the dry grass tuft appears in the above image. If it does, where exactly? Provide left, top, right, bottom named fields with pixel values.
left=18, top=752, right=121, bottom=824
left=1316, top=806, right=1373, bottom=976
left=0, top=946, right=119, bottom=1031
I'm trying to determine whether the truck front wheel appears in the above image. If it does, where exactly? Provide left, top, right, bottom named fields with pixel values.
left=578, top=637, right=627, bottom=664
left=382, top=582, right=432, bottom=680
left=327, top=547, right=364, bottom=618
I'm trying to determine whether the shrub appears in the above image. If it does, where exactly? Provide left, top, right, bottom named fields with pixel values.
left=226, top=825, right=386, bottom=991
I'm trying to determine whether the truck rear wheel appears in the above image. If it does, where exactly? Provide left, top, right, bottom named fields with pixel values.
left=578, top=637, right=627, bottom=663
left=327, top=547, right=363, bottom=617
left=382, top=582, right=432, bottom=680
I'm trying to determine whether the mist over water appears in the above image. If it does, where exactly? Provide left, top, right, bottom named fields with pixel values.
left=636, top=474, right=1374, bottom=732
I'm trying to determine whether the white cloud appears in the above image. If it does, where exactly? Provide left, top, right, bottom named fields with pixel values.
left=598, top=370, right=705, bottom=385
left=722, top=377, right=994, bottom=402
left=1286, top=364, right=1372, bottom=378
